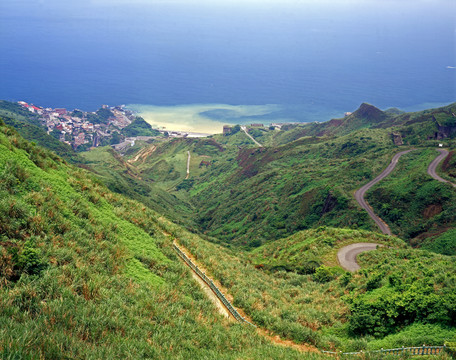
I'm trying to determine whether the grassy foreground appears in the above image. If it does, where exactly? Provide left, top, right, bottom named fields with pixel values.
left=0, top=120, right=328, bottom=359
left=159, top=219, right=456, bottom=354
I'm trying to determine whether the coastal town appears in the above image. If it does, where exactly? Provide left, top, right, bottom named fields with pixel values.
left=16, top=101, right=293, bottom=151
left=18, top=101, right=138, bottom=150
left=16, top=101, right=208, bottom=151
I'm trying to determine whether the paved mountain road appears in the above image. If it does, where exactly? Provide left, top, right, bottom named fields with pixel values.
left=337, top=243, right=381, bottom=271
left=342, top=148, right=454, bottom=271
left=427, top=149, right=456, bottom=188
left=354, top=150, right=414, bottom=235
left=241, top=126, right=263, bottom=147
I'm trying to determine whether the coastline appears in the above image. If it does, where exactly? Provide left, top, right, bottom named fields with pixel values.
left=126, top=103, right=285, bottom=135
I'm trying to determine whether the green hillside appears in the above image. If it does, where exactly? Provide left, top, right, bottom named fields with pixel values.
left=121, top=117, right=161, bottom=137
left=75, top=103, right=456, bottom=251
left=165, top=222, right=456, bottom=352
left=1, top=99, right=456, bottom=358
left=366, top=148, right=456, bottom=251
left=0, top=119, right=324, bottom=359
left=80, top=141, right=197, bottom=228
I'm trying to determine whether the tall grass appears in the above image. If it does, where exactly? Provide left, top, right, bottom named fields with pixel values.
left=154, top=215, right=456, bottom=354
left=0, top=122, right=329, bottom=359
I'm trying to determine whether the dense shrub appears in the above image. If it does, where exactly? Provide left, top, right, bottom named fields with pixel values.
left=313, top=266, right=335, bottom=283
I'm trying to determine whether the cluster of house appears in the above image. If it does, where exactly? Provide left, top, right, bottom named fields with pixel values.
left=18, top=101, right=135, bottom=149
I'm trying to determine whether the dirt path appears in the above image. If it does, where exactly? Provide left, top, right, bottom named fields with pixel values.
left=185, top=151, right=190, bottom=179
left=188, top=266, right=231, bottom=319
left=128, top=144, right=156, bottom=164
left=337, top=243, right=381, bottom=271
left=173, top=241, right=232, bottom=319
left=170, top=238, right=319, bottom=353
left=354, top=150, right=414, bottom=235
left=428, top=149, right=456, bottom=188
left=241, top=126, right=263, bottom=147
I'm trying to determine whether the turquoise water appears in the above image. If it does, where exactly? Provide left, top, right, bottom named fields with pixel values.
left=0, top=0, right=454, bottom=123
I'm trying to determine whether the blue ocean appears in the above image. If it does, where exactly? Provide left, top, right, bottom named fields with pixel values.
left=0, top=0, right=455, bottom=125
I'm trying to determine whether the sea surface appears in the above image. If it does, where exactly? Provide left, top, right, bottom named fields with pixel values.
left=0, top=0, right=455, bottom=132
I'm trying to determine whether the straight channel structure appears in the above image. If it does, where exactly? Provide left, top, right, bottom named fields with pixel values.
left=174, top=244, right=451, bottom=356
left=173, top=243, right=256, bottom=327
left=323, top=345, right=447, bottom=357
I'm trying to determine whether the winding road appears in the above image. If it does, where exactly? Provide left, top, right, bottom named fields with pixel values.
left=337, top=243, right=381, bottom=272
left=354, top=149, right=414, bottom=235
left=427, top=149, right=456, bottom=188
left=345, top=148, right=454, bottom=271
left=241, top=126, right=263, bottom=147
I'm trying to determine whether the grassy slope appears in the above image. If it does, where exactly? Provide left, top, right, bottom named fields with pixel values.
left=80, top=143, right=197, bottom=229
left=162, top=220, right=456, bottom=353
left=79, top=105, right=456, bottom=250
left=190, top=128, right=400, bottom=246
left=250, top=227, right=400, bottom=271
left=170, top=103, right=456, bottom=248
left=0, top=120, right=325, bottom=359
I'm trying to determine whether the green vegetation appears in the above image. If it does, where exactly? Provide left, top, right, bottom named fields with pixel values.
left=86, top=107, right=114, bottom=124
left=73, top=103, right=456, bottom=250
left=250, top=227, right=400, bottom=274
left=366, top=149, right=456, bottom=250
left=121, top=117, right=161, bottom=137
left=2, top=100, right=456, bottom=358
left=423, top=229, right=456, bottom=255
left=80, top=146, right=190, bottom=230
left=0, top=119, right=327, bottom=359
left=190, top=128, right=398, bottom=246
left=441, top=150, right=456, bottom=180
left=0, top=101, right=81, bottom=163
left=162, top=222, right=456, bottom=353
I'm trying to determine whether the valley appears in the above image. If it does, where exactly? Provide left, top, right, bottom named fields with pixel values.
left=0, top=100, right=456, bottom=358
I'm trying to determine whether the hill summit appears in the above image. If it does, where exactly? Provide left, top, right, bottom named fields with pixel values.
left=351, top=102, right=387, bottom=123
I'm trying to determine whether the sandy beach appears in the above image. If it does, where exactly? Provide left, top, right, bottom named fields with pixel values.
left=126, top=103, right=282, bottom=135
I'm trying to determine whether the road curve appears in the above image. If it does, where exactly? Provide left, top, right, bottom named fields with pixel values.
left=355, top=150, right=414, bottom=235
left=427, top=149, right=456, bottom=188
left=241, top=126, right=263, bottom=147
left=337, top=243, right=381, bottom=271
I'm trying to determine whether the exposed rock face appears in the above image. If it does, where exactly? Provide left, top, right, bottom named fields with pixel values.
left=429, top=115, right=456, bottom=139
left=441, top=150, right=456, bottom=179
left=391, top=132, right=403, bottom=146
left=199, top=160, right=211, bottom=168
left=423, top=204, right=443, bottom=219
left=321, top=192, right=337, bottom=215
left=436, top=124, right=456, bottom=138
